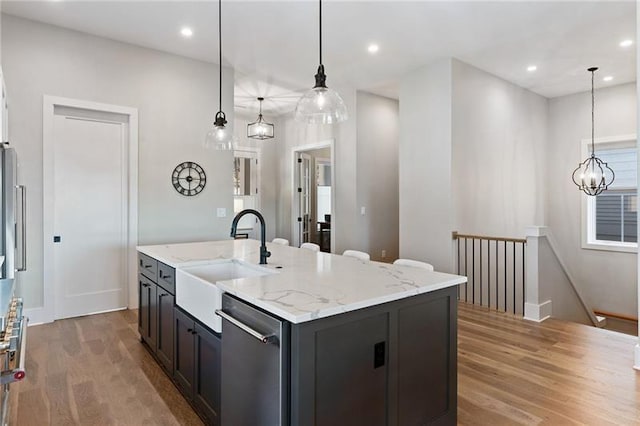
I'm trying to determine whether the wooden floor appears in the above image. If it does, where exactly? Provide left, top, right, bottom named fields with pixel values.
left=10, top=304, right=640, bottom=425
left=457, top=303, right=640, bottom=425
left=10, top=309, right=203, bottom=426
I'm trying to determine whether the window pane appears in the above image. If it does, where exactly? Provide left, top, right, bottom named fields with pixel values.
left=596, top=193, right=622, bottom=242
left=594, top=147, right=636, bottom=189
left=623, top=194, right=637, bottom=243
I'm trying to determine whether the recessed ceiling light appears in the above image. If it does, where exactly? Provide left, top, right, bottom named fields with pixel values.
left=527, top=65, right=537, bottom=72
left=603, top=75, right=614, bottom=82
left=619, top=39, right=633, bottom=48
left=367, top=44, right=379, bottom=54
left=180, top=27, right=193, bottom=38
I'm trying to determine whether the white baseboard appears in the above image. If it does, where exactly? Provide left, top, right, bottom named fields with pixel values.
left=524, top=300, right=552, bottom=322
left=23, top=307, right=53, bottom=326
left=634, top=344, right=640, bottom=371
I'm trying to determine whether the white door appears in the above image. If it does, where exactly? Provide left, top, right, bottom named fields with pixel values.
left=52, top=111, right=128, bottom=319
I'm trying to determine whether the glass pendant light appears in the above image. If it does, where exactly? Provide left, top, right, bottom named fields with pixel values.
left=205, top=0, right=233, bottom=150
left=247, top=97, right=274, bottom=140
left=571, top=67, right=615, bottom=196
left=294, top=0, right=348, bottom=125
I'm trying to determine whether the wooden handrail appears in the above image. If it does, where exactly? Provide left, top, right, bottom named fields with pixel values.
left=594, top=310, right=638, bottom=323
left=452, top=231, right=526, bottom=244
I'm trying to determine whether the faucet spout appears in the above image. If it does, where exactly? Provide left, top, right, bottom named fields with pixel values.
left=230, top=209, right=271, bottom=265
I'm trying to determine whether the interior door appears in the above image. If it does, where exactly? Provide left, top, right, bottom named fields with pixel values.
left=233, top=151, right=260, bottom=240
left=296, top=153, right=311, bottom=246
left=52, top=110, right=128, bottom=319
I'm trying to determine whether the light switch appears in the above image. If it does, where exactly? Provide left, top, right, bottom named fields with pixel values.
left=360, top=206, right=366, bottom=216
left=217, top=208, right=226, bottom=218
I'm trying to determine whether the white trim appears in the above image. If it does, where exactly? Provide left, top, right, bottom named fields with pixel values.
left=42, top=95, right=138, bottom=323
left=580, top=134, right=638, bottom=254
left=291, top=140, right=335, bottom=252
left=523, top=300, right=552, bottom=322
left=23, top=307, right=47, bottom=326
left=634, top=344, right=640, bottom=371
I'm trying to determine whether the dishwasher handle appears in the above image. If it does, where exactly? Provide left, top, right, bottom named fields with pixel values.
left=215, top=309, right=277, bottom=344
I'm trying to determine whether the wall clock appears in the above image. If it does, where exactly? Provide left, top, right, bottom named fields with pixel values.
left=172, top=161, right=206, bottom=196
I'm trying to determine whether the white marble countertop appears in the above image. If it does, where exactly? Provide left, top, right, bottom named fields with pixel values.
left=138, top=239, right=467, bottom=324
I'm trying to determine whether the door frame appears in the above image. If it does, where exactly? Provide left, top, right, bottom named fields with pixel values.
left=291, top=140, right=335, bottom=252
left=41, top=95, right=138, bottom=323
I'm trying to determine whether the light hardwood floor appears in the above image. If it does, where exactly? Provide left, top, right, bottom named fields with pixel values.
left=10, top=304, right=640, bottom=425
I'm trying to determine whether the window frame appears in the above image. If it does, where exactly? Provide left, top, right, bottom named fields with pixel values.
left=581, top=134, right=637, bottom=253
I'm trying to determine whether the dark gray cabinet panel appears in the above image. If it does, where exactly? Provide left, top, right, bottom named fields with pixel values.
left=315, top=314, right=388, bottom=426
left=138, top=253, right=158, bottom=281
left=174, top=307, right=196, bottom=399
left=138, top=274, right=157, bottom=350
left=398, top=296, right=455, bottom=425
left=194, top=322, right=221, bottom=425
left=156, top=290, right=174, bottom=373
left=158, top=262, right=175, bottom=294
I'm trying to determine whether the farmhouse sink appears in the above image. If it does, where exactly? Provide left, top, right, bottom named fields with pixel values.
left=176, top=259, right=275, bottom=332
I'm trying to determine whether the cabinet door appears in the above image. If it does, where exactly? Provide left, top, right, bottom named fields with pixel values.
left=156, top=291, right=174, bottom=373
left=174, top=308, right=195, bottom=399
left=194, top=323, right=221, bottom=426
left=397, top=296, right=455, bottom=424
left=139, top=276, right=157, bottom=349
left=314, top=314, right=388, bottom=426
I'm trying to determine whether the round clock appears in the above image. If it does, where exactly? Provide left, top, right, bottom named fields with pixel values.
left=172, top=161, right=206, bottom=196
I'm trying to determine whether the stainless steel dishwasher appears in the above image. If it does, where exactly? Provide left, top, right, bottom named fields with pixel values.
left=216, top=294, right=289, bottom=426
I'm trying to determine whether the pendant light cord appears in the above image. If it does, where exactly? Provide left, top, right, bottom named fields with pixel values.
left=218, top=0, right=222, bottom=113
left=591, top=69, right=595, bottom=157
left=319, top=0, right=322, bottom=66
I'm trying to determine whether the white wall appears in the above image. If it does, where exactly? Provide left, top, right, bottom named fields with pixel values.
left=547, top=82, right=637, bottom=318
left=2, top=15, right=235, bottom=309
left=399, top=59, right=454, bottom=272
left=356, top=91, right=399, bottom=262
left=233, top=113, right=278, bottom=241
left=451, top=59, right=548, bottom=237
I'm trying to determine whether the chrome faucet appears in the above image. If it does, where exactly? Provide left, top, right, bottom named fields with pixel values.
left=230, top=209, right=271, bottom=265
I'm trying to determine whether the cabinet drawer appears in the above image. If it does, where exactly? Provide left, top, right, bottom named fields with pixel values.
left=158, top=262, right=175, bottom=294
left=138, top=253, right=158, bottom=281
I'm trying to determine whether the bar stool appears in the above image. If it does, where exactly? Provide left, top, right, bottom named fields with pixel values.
left=342, top=250, right=370, bottom=261
left=300, top=242, right=320, bottom=252
left=393, top=259, right=434, bottom=271
left=272, top=238, right=290, bottom=246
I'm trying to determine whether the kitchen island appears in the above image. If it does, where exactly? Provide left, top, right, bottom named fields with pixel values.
left=137, top=239, right=466, bottom=426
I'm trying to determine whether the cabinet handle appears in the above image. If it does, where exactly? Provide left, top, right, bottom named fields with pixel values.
left=159, top=293, right=167, bottom=298
left=191, top=330, right=197, bottom=335
left=142, top=283, right=150, bottom=288
left=187, top=328, right=193, bottom=333
left=144, top=265, right=152, bottom=269
left=215, top=309, right=276, bottom=344
left=160, top=273, right=172, bottom=280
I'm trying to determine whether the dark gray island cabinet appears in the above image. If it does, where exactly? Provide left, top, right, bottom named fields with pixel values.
left=288, top=285, right=457, bottom=426
left=137, top=241, right=461, bottom=426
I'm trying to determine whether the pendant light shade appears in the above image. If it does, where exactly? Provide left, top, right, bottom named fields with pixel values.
left=204, top=0, right=233, bottom=150
left=295, top=0, right=348, bottom=124
left=247, top=97, right=275, bottom=139
left=571, top=67, right=615, bottom=196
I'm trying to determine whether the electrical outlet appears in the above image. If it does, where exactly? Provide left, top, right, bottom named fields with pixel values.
left=381, top=250, right=387, bottom=259
left=217, top=208, right=226, bottom=218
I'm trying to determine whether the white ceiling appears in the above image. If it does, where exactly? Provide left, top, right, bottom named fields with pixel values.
left=3, top=1, right=636, bottom=115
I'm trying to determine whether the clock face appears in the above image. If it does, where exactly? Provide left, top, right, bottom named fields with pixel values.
left=172, top=162, right=206, bottom=196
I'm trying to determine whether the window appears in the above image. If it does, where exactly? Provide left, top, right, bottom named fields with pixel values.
left=584, top=137, right=637, bottom=252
